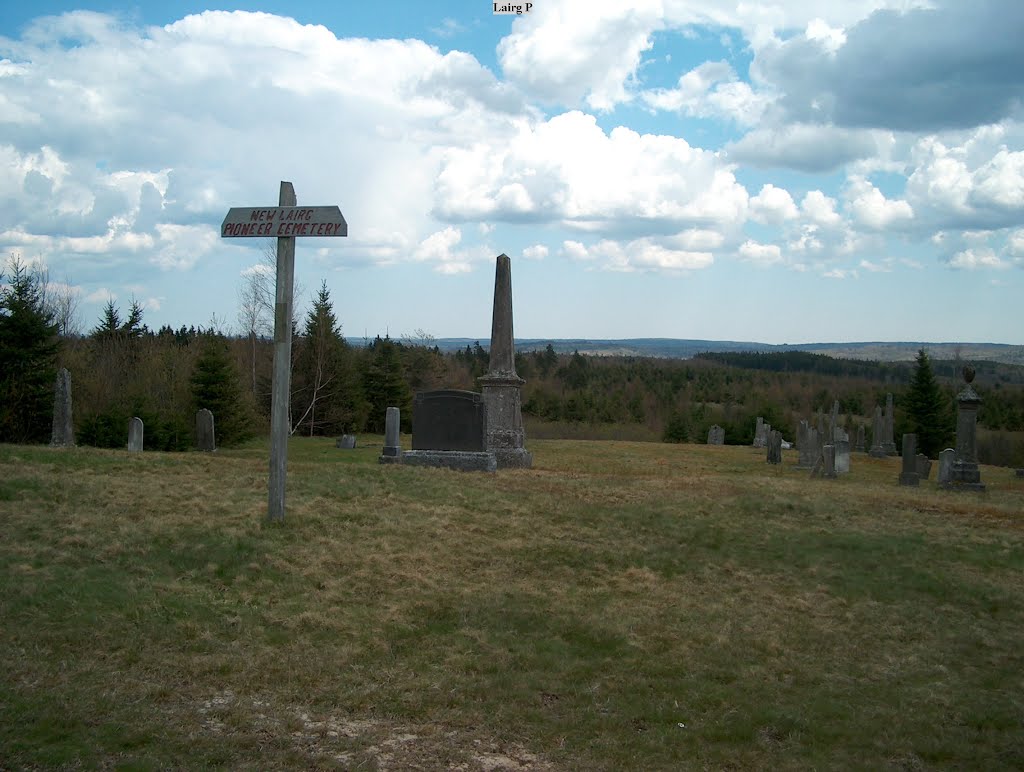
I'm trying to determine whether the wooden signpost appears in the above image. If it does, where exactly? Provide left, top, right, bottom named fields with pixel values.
left=221, top=182, right=347, bottom=521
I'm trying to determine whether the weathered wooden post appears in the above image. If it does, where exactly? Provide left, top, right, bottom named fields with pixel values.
left=221, top=182, right=347, bottom=521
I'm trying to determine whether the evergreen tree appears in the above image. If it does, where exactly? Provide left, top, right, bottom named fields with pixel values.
left=362, top=336, right=412, bottom=432
left=905, top=349, right=954, bottom=457
left=190, top=334, right=254, bottom=446
left=0, top=256, right=60, bottom=443
left=91, top=299, right=121, bottom=340
left=90, top=298, right=147, bottom=341
left=293, top=280, right=364, bottom=435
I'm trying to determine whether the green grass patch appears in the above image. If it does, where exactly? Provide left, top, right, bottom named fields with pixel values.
left=1, top=438, right=1023, bottom=769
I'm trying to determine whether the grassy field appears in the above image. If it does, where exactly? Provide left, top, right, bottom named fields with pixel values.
left=2, top=438, right=1023, bottom=770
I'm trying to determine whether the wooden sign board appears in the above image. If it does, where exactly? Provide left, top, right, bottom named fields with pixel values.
left=221, top=206, right=347, bottom=238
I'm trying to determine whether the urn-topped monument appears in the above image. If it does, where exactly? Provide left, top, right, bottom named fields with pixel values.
left=478, top=254, right=533, bottom=469
left=942, top=365, right=985, bottom=492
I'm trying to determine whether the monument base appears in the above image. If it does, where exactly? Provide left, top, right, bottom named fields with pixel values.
left=899, top=473, right=920, bottom=487
left=378, top=447, right=402, bottom=465
left=868, top=446, right=887, bottom=458
left=479, top=379, right=533, bottom=470
left=881, top=442, right=898, bottom=456
left=492, top=448, right=533, bottom=469
left=400, top=450, right=497, bottom=473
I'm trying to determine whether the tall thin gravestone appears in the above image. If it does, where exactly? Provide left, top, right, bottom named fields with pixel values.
left=379, top=406, right=403, bottom=464
left=813, top=444, right=838, bottom=479
left=869, top=405, right=885, bottom=457
left=479, top=254, right=532, bottom=469
left=943, top=366, right=985, bottom=491
left=127, top=417, right=144, bottom=452
left=829, top=400, right=840, bottom=441
left=797, top=423, right=817, bottom=469
left=753, top=417, right=767, bottom=448
left=50, top=367, right=74, bottom=447
left=899, top=433, right=919, bottom=486
left=835, top=439, right=851, bottom=474
left=766, top=430, right=782, bottom=464
left=882, top=393, right=897, bottom=455
left=196, top=409, right=216, bottom=452
left=220, top=182, right=347, bottom=520
left=855, top=425, right=866, bottom=453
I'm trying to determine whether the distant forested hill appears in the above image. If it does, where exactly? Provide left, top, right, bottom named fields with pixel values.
left=421, top=338, right=1024, bottom=366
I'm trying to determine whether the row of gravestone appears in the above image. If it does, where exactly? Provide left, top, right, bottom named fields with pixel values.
left=749, top=372, right=988, bottom=490
left=49, top=367, right=218, bottom=451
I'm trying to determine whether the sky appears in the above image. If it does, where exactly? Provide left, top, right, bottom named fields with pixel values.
left=1, top=0, right=1023, bottom=344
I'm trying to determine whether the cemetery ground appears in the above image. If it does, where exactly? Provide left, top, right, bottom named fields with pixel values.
left=2, top=440, right=1023, bottom=770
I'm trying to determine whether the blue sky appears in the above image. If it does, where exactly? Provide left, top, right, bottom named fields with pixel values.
left=1, top=1, right=1023, bottom=344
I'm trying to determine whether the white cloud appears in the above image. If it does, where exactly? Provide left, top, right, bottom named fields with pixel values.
left=804, top=18, right=847, bottom=54
left=948, top=248, right=1007, bottom=270
left=1007, top=229, right=1024, bottom=257
left=497, top=0, right=663, bottom=111
left=845, top=176, right=914, bottom=230
left=823, top=268, right=858, bottom=279
left=433, top=111, right=749, bottom=234
left=240, top=263, right=274, bottom=278
left=0, top=9, right=532, bottom=285
left=971, top=149, right=1024, bottom=210
left=494, top=1, right=927, bottom=114
left=85, top=288, right=115, bottom=303
left=738, top=239, right=783, bottom=265
left=431, top=18, right=465, bottom=38
left=562, top=240, right=590, bottom=260
left=151, top=224, right=219, bottom=271
left=413, top=226, right=471, bottom=273
left=750, top=184, right=798, bottom=224
left=641, top=61, right=772, bottom=126
left=522, top=244, right=548, bottom=260
left=801, top=190, right=842, bottom=227
left=588, top=238, right=714, bottom=272
left=858, top=258, right=891, bottom=272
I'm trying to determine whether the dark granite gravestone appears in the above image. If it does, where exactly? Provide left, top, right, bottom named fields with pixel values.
left=766, top=429, right=782, bottom=464
left=899, top=433, right=919, bottom=486
left=412, top=390, right=487, bottom=452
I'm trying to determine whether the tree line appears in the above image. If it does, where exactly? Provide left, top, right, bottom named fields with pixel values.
left=3, top=255, right=1022, bottom=466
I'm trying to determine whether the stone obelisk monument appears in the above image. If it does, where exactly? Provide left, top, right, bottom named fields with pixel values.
left=943, top=366, right=985, bottom=491
left=479, top=254, right=532, bottom=469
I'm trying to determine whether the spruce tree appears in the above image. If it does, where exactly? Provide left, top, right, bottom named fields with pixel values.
left=905, top=348, right=954, bottom=457
left=0, top=257, right=60, bottom=443
left=190, top=334, right=254, bottom=446
left=294, top=280, right=363, bottom=435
